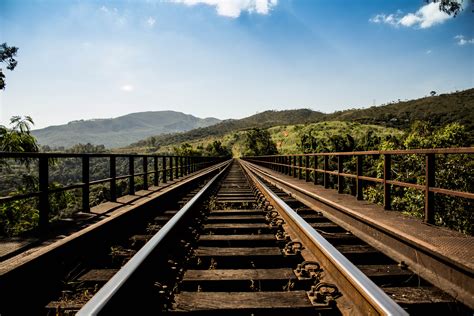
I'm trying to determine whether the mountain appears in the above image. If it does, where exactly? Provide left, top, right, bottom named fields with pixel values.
left=327, top=88, right=474, bottom=131
left=129, top=109, right=327, bottom=148
left=129, top=88, right=474, bottom=149
left=32, top=111, right=221, bottom=148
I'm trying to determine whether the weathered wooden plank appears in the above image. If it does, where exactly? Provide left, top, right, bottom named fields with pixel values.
left=173, top=291, right=312, bottom=311
left=206, top=215, right=265, bottom=221
left=77, top=269, right=119, bottom=282
left=335, top=244, right=378, bottom=254
left=204, top=223, right=269, bottom=229
left=199, top=234, right=275, bottom=241
left=195, top=247, right=281, bottom=257
left=358, top=265, right=413, bottom=278
left=383, top=286, right=455, bottom=304
left=210, top=209, right=264, bottom=215
left=182, top=268, right=296, bottom=281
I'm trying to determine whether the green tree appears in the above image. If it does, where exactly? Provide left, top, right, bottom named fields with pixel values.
left=0, top=43, right=18, bottom=90
left=0, top=116, right=38, bottom=153
left=243, top=128, right=278, bottom=156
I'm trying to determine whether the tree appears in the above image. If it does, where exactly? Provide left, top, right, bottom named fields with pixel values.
left=0, top=116, right=38, bottom=153
left=0, top=43, right=19, bottom=90
left=242, top=128, right=278, bottom=156
left=429, top=0, right=464, bottom=16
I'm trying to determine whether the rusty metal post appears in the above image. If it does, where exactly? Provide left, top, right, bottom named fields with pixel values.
left=175, top=156, right=179, bottom=179
left=298, top=156, right=303, bottom=179
left=356, top=155, right=363, bottom=200
left=338, top=156, right=344, bottom=194
left=305, top=156, right=310, bottom=182
left=425, top=154, right=436, bottom=223
left=293, top=156, right=297, bottom=178
left=82, top=156, right=90, bottom=212
left=153, top=156, right=159, bottom=186
left=162, top=156, right=167, bottom=183
left=169, top=156, right=173, bottom=181
left=129, top=156, right=135, bottom=195
left=313, top=156, right=318, bottom=185
left=384, top=154, right=391, bottom=210
left=110, top=156, right=117, bottom=202
left=324, top=155, right=329, bottom=188
left=142, top=156, right=148, bottom=189
left=38, top=156, right=49, bottom=235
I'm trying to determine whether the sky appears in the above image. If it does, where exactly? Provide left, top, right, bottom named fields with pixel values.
left=0, top=0, right=473, bottom=129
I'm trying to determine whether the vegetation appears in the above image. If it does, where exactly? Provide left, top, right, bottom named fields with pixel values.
left=0, top=43, right=18, bottom=90
left=242, top=128, right=278, bottom=156
left=129, top=89, right=474, bottom=151
left=32, top=111, right=221, bottom=148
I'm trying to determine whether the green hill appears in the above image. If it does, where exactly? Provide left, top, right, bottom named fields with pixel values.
left=327, top=88, right=474, bottom=131
left=128, top=88, right=473, bottom=151
left=32, top=111, right=221, bottom=148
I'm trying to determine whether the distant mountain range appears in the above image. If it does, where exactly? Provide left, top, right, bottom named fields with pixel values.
left=32, top=111, right=221, bottom=148
left=129, top=88, right=474, bottom=149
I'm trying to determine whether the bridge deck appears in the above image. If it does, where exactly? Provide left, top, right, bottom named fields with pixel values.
left=251, top=163, right=474, bottom=272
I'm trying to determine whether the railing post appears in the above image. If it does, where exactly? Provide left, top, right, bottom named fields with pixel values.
left=38, top=156, right=49, bottom=235
left=287, top=156, right=291, bottom=176
left=298, top=156, right=303, bottom=179
left=175, top=156, right=179, bottom=179
left=324, top=155, right=329, bottom=189
left=82, top=156, right=90, bottom=212
left=293, top=156, right=297, bottom=178
left=338, top=156, right=344, bottom=194
left=143, top=156, right=148, bottom=189
left=305, top=155, right=310, bottom=182
left=181, top=156, right=184, bottom=177
left=162, top=156, right=167, bottom=183
left=169, top=156, right=173, bottom=181
left=129, top=156, right=135, bottom=195
left=384, top=154, right=391, bottom=210
left=313, top=156, right=318, bottom=185
left=356, top=155, right=363, bottom=200
left=110, top=156, right=117, bottom=202
left=154, top=156, right=159, bottom=186
left=425, top=154, right=436, bottom=223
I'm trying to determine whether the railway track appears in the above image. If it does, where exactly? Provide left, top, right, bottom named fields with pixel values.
left=71, top=160, right=470, bottom=315
left=1, top=159, right=470, bottom=315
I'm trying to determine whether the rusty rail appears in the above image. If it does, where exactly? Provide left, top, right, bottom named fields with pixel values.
left=243, top=147, right=474, bottom=225
left=0, top=151, right=225, bottom=235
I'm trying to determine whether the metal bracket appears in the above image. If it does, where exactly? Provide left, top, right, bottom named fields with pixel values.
left=307, top=282, right=341, bottom=307
left=269, top=217, right=285, bottom=228
left=275, top=229, right=290, bottom=242
left=265, top=210, right=279, bottom=221
left=283, top=241, right=303, bottom=256
left=294, top=261, right=321, bottom=281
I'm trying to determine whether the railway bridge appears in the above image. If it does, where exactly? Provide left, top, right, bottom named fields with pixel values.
left=0, top=149, right=472, bottom=315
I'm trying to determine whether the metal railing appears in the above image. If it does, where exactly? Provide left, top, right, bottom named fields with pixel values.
left=243, top=147, right=474, bottom=224
left=0, top=152, right=225, bottom=234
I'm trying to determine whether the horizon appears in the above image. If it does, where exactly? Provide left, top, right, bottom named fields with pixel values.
left=1, top=0, right=473, bottom=129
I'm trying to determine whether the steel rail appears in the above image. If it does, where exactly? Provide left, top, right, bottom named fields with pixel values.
left=240, top=160, right=408, bottom=316
left=77, top=160, right=232, bottom=316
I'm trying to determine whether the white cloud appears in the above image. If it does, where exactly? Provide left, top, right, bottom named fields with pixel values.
left=146, top=16, right=156, bottom=27
left=121, top=84, right=134, bottom=92
left=170, top=0, right=278, bottom=18
left=99, top=5, right=126, bottom=26
left=426, top=49, right=432, bottom=54
left=370, top=2, right=451, bottom=29
left=455, top=35, right=474, bottom=46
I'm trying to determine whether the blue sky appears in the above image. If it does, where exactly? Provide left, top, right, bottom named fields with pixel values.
left=0, top=0, right=473, bottom=129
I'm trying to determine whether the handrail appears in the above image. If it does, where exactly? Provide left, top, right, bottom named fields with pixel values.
left=76, top=160, right=231, bottom=315
left=241, top=160, right=408, bottom=315
left=0, top=151, right=226, bottom=235
left=243, top=147, right=474, bottom=225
